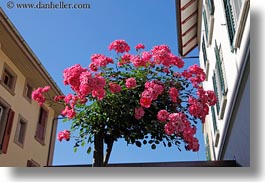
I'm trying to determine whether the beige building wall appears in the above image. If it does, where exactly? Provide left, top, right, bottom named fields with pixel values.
left=0, top=8, right=62, bottom=167
left=0, top=48, right=57, bottom=167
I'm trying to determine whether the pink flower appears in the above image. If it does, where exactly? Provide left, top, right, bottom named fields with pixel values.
left=131, top=55, right=147, bottom=67
left=89, top=62, right=98, bottom=72
left=186, top=137, right=199, bottom=152
left=141, top=51, right=152, bottom=61
left=54, top=95, right=65, bottom=103
left=163, top=68, right=170, bottom=73
left=108, top=40, right=130, bottom=53
left=164, top=122, right=175, bottom=135
left=169, top=87, right=179, bottom=103
left=57, top=130, right=71, bottom=142
left=63, top=64, right=87, bottom=91
left=151, top=45, right=172, bottom=66
left=61, top=106, right=76, bottom=119
left=170, top=54, right=184, bottom=68
left=91, top=54, right=113, bottom=67
left=141, top=90, right=153, bottom=99
left=92, top=76, right=106, bottom=90
left=135, top=43, right=145, bottom=51
left=125, top=78, right=137, bottom=89
left=119, top=53, right=132, bottom=66
left=206, top=90, right=217, bottom=106
left=157, top=110, right=169, bottom=122
left=109, top=82, right=121, bottom=93
left=92, top=89, right=106, bottom=100
left=31, top=86, right=51, bottom=106
left=134, top=107, right=145, bottom=120
left=140, top=97, right=152, bottom=108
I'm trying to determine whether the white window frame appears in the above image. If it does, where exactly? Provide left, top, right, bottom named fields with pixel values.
left=215, top=44, right=228, bottom=120
left=204, top=0, right=215, bottom=46
left=232, top=0, right=250, bottom=48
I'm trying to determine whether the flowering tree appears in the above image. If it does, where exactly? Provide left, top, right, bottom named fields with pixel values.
left=32, top=40, right=217, bottom=167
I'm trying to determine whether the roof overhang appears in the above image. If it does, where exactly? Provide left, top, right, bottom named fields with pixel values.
left=0, top=8, right=64, bottom=114
left=176, top=0, right=202, bottom=57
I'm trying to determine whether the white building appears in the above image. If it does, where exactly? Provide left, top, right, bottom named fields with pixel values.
left=176, top=0, right=250, bottom=166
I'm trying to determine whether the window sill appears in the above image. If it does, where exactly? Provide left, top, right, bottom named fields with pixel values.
left=205, top=61, right=210, bottom=81
left=214, top=129, right=220, bottom=147
left=233, top=0, right=250, bottom=48
left=218, top=95, right=227, bottom=120
left=0, top=82, right=15, bottom=96
left=14, top=140, right=24, bottom=149
left=34, top=136, right=45, bottom=146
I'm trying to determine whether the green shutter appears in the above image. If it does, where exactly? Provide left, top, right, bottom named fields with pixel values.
left=212, top=72, right=220, bottom=114
left=207, top=0, right=215, bottom=15
left=203, top=8, right=209, bottom=42
left=214, top=40, right=227, bottom=96
left=223, top=0, right=235, bottom=46
left=211, top=106, right=218, bottom=133
left=202, top=36, right=208, bottom=67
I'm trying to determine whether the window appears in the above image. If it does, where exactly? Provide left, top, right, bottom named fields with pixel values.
left=203, top=8, right=209, bottom=42
left=35, top=107, right=48, bottom=145
left=231, top=0, right=243, bottom=27
left=232, top=0, right=250, bottom=48
left=223, top=0, right=236, bottom=48
left=0, top=64, right=17, bottom=94
left=27, top=159, right=40, bottom=167
left=206, top=0, right=215, bottom=15
left=24, top=82, right=33, bottom=102
left=0, top=105, right=7, bottom=150
left=211, top=106, right=220, bottom=147
left=203, top=0, right=215, bottom=45
left=14, top=115, right=27, bottom=148
left=0, top=98, right=14, bottom=154
left=223, top=0, right=250, bottom=49
left=214, top=40, right=228, bottom=119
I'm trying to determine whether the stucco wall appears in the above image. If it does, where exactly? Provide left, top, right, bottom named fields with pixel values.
left=0, top=48, right=55, bottom=167
left=222, top=69, right=250, bottom=166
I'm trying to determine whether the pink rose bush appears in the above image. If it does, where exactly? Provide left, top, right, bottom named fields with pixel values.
left=32, top=39, right=217, bottom=159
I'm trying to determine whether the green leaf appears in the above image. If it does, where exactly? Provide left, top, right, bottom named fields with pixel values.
left=81, top=141, right=85, bottom=147
left=151, top=144, right=156, bottom=150
left=135, top=141, right=142, bottom=148
left=87, top=146, right=92, bottom=155
left=74, top=147, right=77, bottom=153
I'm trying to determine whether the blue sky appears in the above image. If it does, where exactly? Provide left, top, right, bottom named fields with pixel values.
left=0, top=0, right=206, bottom=165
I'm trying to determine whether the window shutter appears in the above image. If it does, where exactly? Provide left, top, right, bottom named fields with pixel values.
left=207, top=0, right=215, bottom=15
left=2, top=109, right=15, bottom=154
left=212, top=72, right=220, bottom=114
left=223, top=0, right=236, bottom=46
left=40, top=110, right=47, bottom=141
left=35, top=108, right=48, bottom=143
left=203, top=8, right=209, bottom=42
left=202, top=36, right=208, bottom=67
left=211, top=106, right=218, bottom=133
